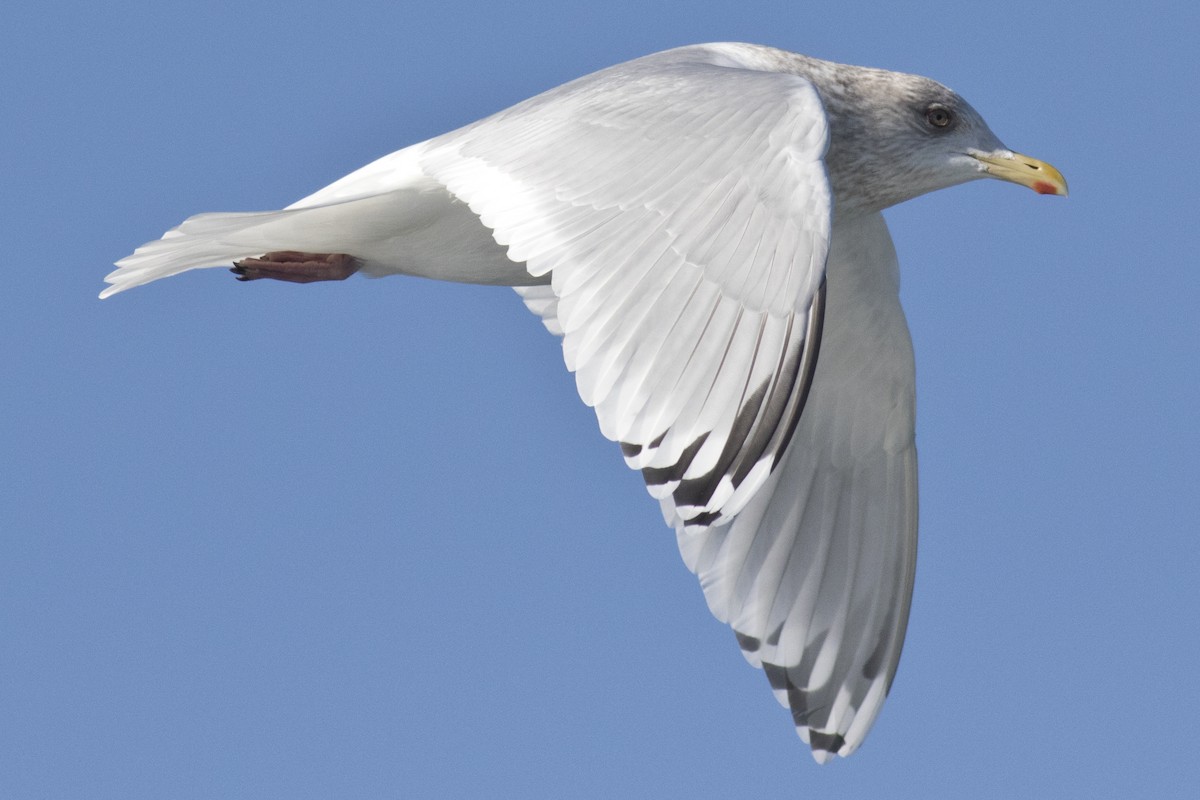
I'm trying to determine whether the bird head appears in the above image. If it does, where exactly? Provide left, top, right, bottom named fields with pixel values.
left=796, top=58, right=1067, bottom=212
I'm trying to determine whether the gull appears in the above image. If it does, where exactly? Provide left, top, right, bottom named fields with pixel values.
left=103, top=43, right=1066, bottom=762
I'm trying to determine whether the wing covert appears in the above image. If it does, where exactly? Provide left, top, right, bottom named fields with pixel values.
left=421, top=45, right=833, bottom=529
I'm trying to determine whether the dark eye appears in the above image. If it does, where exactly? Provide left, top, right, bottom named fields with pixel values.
left=926, top=105, right=953, bottom=129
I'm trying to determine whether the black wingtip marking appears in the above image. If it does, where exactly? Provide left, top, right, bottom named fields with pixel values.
left=686, top=510, right=721, bottom=527
left=669, top=381, right=770, bottom=510
left=637, top=281, right=827, bottom=524
left=735, top=632, right=761, bottom=653
left=764, top=663, right=820, bottom=727
left=808, top=731, right=846, bottom=756
left=641, top=432, right=709, bottom=487
left=763, top=662, right=789, bottom=690
left=772, top=278, right=826, bottom=470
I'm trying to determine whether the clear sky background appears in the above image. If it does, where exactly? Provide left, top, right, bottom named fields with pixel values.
left=3, top=1, right=1197, bottom=798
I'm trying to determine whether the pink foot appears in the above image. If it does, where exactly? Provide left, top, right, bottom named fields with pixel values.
left=231, top=251, right=361, bottom=284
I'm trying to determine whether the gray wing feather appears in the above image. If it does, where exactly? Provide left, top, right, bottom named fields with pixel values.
left=421, top=44, right=832, bottom=531
left=677, top=212, right=918, bottom=761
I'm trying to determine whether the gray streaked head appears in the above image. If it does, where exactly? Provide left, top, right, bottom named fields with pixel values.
left=777, top=53, right=1065, bottom=212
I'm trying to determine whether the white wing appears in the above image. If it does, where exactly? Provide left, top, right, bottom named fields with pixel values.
left=421, top=45, right=832, bottom=531
left=678, top=212, right=917, bottom=761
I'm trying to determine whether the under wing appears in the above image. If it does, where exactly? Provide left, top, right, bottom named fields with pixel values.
left=522, top=208, right=917, bottom=761
left=677, top=212, right=918, bottom=761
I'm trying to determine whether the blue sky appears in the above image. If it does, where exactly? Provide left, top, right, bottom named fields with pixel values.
left=3, top=1, right=1198, bottom=797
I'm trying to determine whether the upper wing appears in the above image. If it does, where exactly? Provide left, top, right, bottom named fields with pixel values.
left=421, top=45, right=832, bottom=530
left=678, top=212, right=918, bottom=761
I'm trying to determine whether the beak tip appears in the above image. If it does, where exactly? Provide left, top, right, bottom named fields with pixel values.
left=1033, top=180, right=1067, bottom=197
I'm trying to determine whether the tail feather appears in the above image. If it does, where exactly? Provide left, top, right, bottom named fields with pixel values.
left=102, top=191, right=411, bottom=299
left=103, top=144, right=438, bottom=299
left=103, top=208, right=311, bottom=299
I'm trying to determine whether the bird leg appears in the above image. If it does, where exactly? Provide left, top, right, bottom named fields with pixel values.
left=230, top=251, right=361, bottom=284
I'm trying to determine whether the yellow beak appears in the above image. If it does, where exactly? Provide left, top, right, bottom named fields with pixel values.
left=970, top=150, right=1068, bottom=196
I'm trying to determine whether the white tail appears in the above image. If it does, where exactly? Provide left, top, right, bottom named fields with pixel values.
left=102, top=144, right=447, bottom=299
left=101, top=189, right=439, bottom=298
left=102, top=208, right=310, bottom=298
left=103, top=142, right=542, bottom=298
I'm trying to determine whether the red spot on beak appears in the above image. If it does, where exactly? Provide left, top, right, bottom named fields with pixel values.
left=1033, top=181, right=1058, bottom=195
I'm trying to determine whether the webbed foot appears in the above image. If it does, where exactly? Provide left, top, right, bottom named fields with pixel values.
left=231, top=251, right=361, bottom=284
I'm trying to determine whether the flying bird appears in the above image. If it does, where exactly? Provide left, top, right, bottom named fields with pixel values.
left=104, top=43, right=1066, bottom=763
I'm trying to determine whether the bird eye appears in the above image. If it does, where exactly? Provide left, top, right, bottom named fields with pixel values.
left=926, top=105, right=953, bottom=129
